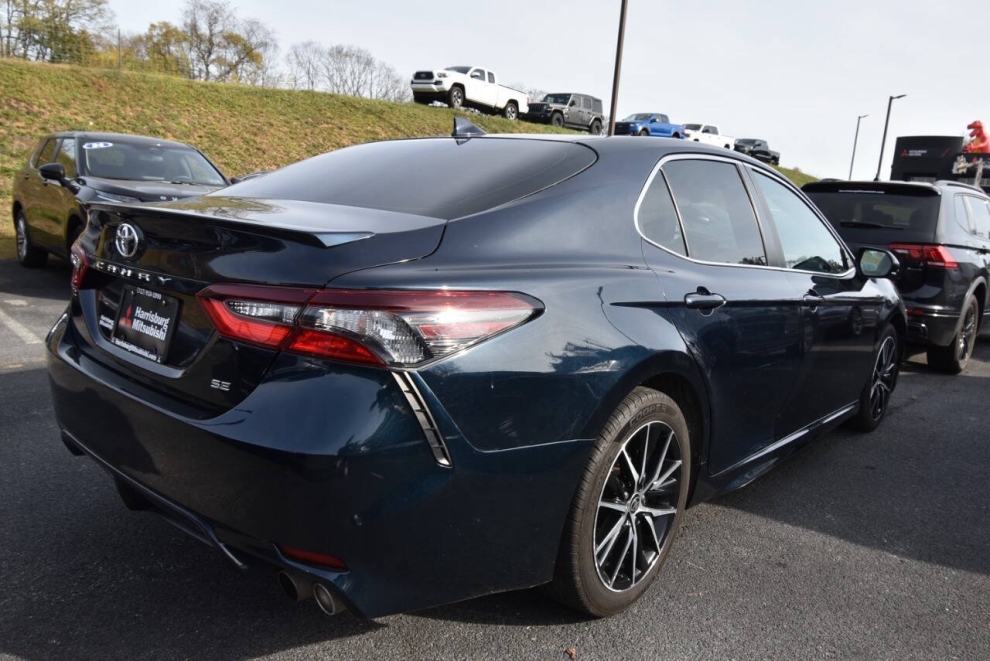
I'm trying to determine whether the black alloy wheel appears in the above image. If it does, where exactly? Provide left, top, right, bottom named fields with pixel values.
left=928, top=297, right=979, bottom=374
left=15, top=211, right=47, bottom=268
left=849, top=324, right=899, bottom=431
left=546, top=387, right=690, bottom=616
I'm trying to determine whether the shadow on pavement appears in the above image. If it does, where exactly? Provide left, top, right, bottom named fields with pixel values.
left=0, top=258, right=71, bottom=302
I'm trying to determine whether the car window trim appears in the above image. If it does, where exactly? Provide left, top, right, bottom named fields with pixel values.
left=634, top=153, right=856, bottom=278
left=745, top=165, right=857, bottom=279
left=635, top=153, right=773, bottom=271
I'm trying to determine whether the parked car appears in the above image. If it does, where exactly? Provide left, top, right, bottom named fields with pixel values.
left=524, top=93, right=604, bottom=133
left=683, top=124, right=734, bottom=149
left=734, top=138, right=780, bottom=165
left=12, top=132, right=228, bottom=267
left=410, top=66, right=528, bottom=119
left=613, top=113, right=684, bottom=138
left=804, top=179, right=990, bottom=373
left=49, top=125, right=904, bottom=620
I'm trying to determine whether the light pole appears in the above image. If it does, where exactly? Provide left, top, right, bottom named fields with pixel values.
left=848, top=114, right=868, bottom=180
left=874, top=94, right=906, bottom=181
left=607, top=0, right=629, bottom=136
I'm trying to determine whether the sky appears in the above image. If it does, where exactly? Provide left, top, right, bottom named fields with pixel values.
left=106, top=0, right=985, bottom=180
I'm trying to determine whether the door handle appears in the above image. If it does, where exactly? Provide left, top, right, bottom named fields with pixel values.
left=802, top=292, right=825, bottom=309
left=684, top=287, right=727, bottom=311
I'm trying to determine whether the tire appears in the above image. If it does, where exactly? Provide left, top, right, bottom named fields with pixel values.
left=503, top=101, right=518, bottom=120
left=589, top=119, right=602, bottom=135
left=14, top=210, right=48, bottom=268
left=447, top=86, right=464, bottom=110
left=551, top=112, right=564, bottom=128
left=546, top=387, right=691, bottom=617
left=724, top=144, right=731, bottom=150
left=672, top=133, right=681, bottom=139
left=639, top=129, right=650, bottom=136
left=849, top=324, right=899, bottom=432
left=927, top=297, right=979, bottom=374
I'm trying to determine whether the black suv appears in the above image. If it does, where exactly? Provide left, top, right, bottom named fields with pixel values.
left=735, top=139, right=780, bottom=165
left=524, top=93, right=604, bottom=133
left=12, top=132, right=228, bottom=267
left=805, top=180, right=990, bottom=373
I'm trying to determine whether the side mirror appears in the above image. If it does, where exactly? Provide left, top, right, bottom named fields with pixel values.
left=569, top=99, right=577, bottom=107
left=39, top=162, right=66, bottom=183
left=857, top=247, right=899, bottom=279
left=229, top=177, right=242, bottom=185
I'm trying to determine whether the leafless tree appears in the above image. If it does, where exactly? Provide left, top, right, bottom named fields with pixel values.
left=318, top=43, right=409, bottom=101
left=285, top=40, right=323, bottom=90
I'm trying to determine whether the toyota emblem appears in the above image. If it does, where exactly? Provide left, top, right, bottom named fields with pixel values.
left=115, top=223, right=142, bottom=259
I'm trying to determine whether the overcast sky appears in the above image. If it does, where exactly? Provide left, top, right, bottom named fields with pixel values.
left=107, top=0, right=983, bottom=180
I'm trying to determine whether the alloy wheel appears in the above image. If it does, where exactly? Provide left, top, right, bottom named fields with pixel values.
left=16, top=215, right=28, bottom=261
left=593, top=421, right=682, bottom=592
left=956, top=303, right=977, bottom=363
left=870, top=336, right=897, bottom=420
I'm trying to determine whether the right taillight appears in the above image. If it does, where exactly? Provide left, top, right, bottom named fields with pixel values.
left=889, top=243, right=959, bottom=269
left=197, top=285, right=541, bottom=368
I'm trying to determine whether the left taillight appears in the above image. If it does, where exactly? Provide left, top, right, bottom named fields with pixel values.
left=197, top=285, right=542, bottom=368
left=69, top=243, right=88, bottom=291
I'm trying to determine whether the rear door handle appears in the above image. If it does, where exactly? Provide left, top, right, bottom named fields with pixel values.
left=685, top=288, right=727, bottom=311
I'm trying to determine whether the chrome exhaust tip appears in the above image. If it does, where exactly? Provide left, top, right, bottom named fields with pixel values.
left=277, top=570, right=313, bottom=602
left=313, top=583, right=345, bottom=616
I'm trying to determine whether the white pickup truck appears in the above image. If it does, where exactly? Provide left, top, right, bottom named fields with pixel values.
left=683, top=124, right=735, bottom=149
left=410, top=66, right=529, bottom=120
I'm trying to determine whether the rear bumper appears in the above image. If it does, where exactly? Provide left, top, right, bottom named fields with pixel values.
left=46, top=309, right=592, bottom=617
left=904, top=305, right=960, bottom=347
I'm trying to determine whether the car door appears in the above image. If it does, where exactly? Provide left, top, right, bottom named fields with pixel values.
left=961, top=195, right=990, bottom=323
left=32, top=138, right=71, bottom=251
left=21, top=138, right=57, bottom=248
left=748, top=168, right=884, bottom=431
left=468, top=69, right=495, bottom=108
left=638, top=156, right=806, bottom=474
left=34, top=138, right=80, bottom=254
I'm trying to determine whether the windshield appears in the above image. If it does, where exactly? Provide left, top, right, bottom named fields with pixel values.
left=82, top=141, right=225, bottom=185
left=542, top=93, right=572, bottom=104
left=737, top=139, right=759, bottom=145
left=444, top=66, right=471, bottom=74
left=622, top=114, right=653, bottom=121
left=684, top=124, right=702, bottom=131
left=806, top=189, right=941, bottom=243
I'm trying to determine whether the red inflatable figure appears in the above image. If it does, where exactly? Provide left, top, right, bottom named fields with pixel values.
left=963, top=120, right=990, bottom=153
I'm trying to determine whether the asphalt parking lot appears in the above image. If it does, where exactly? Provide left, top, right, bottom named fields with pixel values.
left=0, top=258, right=987, bottom=661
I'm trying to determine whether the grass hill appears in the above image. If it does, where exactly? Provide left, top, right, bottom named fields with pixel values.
left=0, top=58, right=815, bottom=259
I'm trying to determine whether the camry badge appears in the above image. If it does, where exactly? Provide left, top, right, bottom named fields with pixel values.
left=115, top=223, right=142, bottom=259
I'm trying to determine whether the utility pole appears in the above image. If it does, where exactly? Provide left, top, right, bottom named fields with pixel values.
left=874, top=94, right=906, bottom=181
left=848, top=114, right=868, bottom=180
left=607, top=0, right=629, bottom=136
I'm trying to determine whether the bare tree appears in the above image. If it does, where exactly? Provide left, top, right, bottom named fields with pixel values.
left=319, top=44, right=409, bottom=101
left=285, top=40, right=323, bottom=90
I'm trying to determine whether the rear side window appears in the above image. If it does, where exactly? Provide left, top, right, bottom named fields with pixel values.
left=487, top=72, right=495, bottom=83
left=36, top=139, right=57, bottom=167
left=225, top=138, right=597, bottom=219
left=964, top=196, right=990, bottom=240
left=754, top=172, right=848, bottom=274
left=582, top=97, right=592, bottom=109
left=638, top=172, right=685, bottom=255
left=56, top=138, right=77, bottom=178
left=663, top=159, right=766, bottom=265
left=593, top=99, right=603, bottom=114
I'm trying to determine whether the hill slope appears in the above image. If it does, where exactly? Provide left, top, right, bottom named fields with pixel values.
left=0, top=58, right=815, bottom=259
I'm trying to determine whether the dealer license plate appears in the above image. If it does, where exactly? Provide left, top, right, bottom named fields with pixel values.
left=111, top=285, right=180, bottom=364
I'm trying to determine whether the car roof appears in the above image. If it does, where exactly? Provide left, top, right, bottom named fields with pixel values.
left=46, top=131, right=196, bottom=150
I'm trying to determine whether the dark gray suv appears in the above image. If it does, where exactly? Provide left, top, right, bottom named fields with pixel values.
left=524, top=93, right=604, bottom=133
left=805, top=180, right=990, bottom=373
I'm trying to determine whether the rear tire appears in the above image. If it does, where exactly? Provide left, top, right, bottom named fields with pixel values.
left=590, top=119, right=602, bottom=135
left=447, top=86, right=464, bottom=110
left=927, top=297, right=979, bottom=374
left=551, top=112, right=565, bottom=128
left=546, top=387, right=690, bottom=617
left=503, top=101, right=518, bottom=120
left=849, top=324, right=899, bottom=432
left=15, top=210, right=47, bottom=268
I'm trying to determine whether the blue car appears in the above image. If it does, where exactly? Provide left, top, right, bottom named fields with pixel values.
left=48, top=122, right=905, bottom=619
left=613, top=112, right=685, bottom=138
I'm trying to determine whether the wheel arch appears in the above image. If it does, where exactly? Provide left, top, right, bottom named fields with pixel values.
left=65, top=212, right=85, bottom=249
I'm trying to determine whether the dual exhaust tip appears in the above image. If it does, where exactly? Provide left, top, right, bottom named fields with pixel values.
left=277, top=570, right=345, bottom=616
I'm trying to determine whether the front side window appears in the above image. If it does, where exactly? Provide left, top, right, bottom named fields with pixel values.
left=36, top=139, right=57, bottom=167
left=56, top=138, right=77, bottom=178
left=964, top=196, right=990, bottom=239
left=703, top=126, right=716, bottom=134
left=638, top=171, right=685, bottom=256
left=754, top=172, right=848, bottom=273
left=663, top=159, right=766, bottom=265
left=470, top=69, right=484, bottom=80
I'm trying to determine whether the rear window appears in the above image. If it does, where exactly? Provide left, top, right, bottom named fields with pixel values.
left=224, top=138, right=596, bottom=219
left=804, top=187, right=941, bottom=244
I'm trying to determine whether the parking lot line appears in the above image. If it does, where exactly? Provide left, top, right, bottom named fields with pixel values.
left=0, top=307, right=42, bottom=345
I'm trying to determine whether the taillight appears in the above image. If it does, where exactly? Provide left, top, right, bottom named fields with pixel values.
left=70, top=243, right=88, bottom=291
left=888, top=243, right=959, bottom=268
left=196, top=285, right=541, bottom=368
